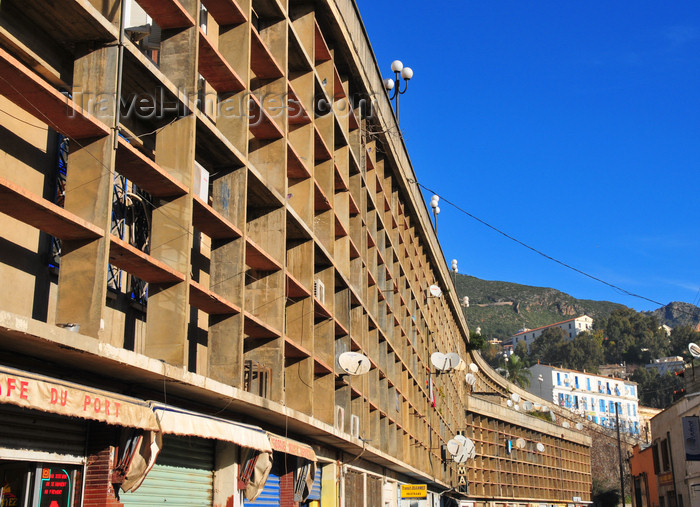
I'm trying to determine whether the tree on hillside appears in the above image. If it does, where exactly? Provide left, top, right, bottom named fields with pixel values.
left=595, top=308, right=669, bottom=364
left=467, top=329, right=487, bottom=351
left=630, top=367, right=683, bottom=409
left=495, top=354, right=532, bottom=388
left=669, top=325, right=700, bottom=357
left=514, top=341, right=530, bottom=365
left=504, top=354, right=531, bottom=388
left=480, top=341, right=501, bottom=368
left=566, top=330, right=604, bottom=373
left=528, top=327, right=569, bottom=366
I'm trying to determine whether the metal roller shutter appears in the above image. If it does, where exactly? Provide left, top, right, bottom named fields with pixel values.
left=307, top=469, right=321, bottom=501
left=244, top=472, right=280, bottom=507
left=120, top=434, right=214, bottom=506
left=0, top=404, right=86, bottom=459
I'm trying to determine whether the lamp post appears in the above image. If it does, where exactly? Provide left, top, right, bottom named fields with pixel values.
left=451, top=259, right=458, bottom=285
left=430, top=195, right=440, bottom=232
left=383, top=60, right=413, bottom=122
left=383, top=60, right=413, bottom=121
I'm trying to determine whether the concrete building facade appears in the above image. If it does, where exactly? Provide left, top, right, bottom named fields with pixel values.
left=506, top=315, right=593, bottom=352
left=0, top=0, right=591, bottom=506
left=645, top=357, right=686, bottom=376
left=649, top=394, right=700, bottom=507
left=527, top=364, right=641, bottom=436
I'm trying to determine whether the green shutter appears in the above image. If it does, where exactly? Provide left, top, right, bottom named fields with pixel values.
left=120, top=435, right=214, bottom=506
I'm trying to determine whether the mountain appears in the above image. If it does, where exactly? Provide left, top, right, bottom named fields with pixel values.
left=454, top=274, right=626, bottom=340
left=647, top=301, right=700, bottom=330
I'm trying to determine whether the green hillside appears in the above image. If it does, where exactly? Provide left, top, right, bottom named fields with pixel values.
left=453, top=274, right=626, bottom=339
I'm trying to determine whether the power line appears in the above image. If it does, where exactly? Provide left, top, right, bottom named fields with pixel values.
left=408, top=178, right=700, bottom=320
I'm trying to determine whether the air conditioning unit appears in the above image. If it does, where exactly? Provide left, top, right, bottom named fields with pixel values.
left=350, top=414, right=360, bottom=438
left=314, top=279, right=325, bottom=305
left=199, top=3, right=208, bottom=34
left=142, top=22, right=162, bottom=51
left=334, top=405, right=345, bottom=433
left=193, top=161, right=210, bottom=202
left=124, top=0, right=161, bottom=50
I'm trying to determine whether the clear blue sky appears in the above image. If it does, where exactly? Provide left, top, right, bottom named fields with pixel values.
left=355, top=0, right=700, bottom=312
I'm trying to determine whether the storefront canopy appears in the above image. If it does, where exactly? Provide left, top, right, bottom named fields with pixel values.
left=267, top=432, right=316, bottom=461
left=0, top=365, right=159, bottom=430
left=149, top=401, right=272, bottom=453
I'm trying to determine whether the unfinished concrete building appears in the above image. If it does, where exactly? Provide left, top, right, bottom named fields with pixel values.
left=0, top=0, right=591, bottom=505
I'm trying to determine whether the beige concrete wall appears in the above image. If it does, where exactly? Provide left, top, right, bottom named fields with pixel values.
left=0, top=96, right=57, bottom=322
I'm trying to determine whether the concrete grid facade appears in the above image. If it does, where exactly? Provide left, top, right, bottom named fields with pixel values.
left=0, top=0, right=591, bottom=506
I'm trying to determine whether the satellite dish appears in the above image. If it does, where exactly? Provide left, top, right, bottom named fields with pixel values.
left=511, top=393, right=521, bottom=403
left=428, top=285, right=442, bottom=298
left=562, top=421, right=570, bottom=429
left=465, top=438, right=476, bottom=459
left=506, top=399, right=513, bottom=407
left=523, top=401, right=533, bottom=411
left=465, top=373, right=477, bottom=386
left=446, top=352, right=462, bottom=370
left=469, top=363, right=479, bottom=373
left=455, top=359, right=467, bottom=371
left=516, top=438, right=526, bottom=449
left=447, top=436, right=465, bottom=456
left=430, top=352, right=447, bottom=371
left=447, top=435, right=474, bottom=463
left=536, top=442, right=545, bottom=453
left=689, top=343, right=700, bottom=358
left=452, top=435, right=476, bottom=463
left=541, top=406, right=549, bottom=413
left=514, top=404, right=520, bottom=411
left=338, top=352, right=371, bottom=375
left=575, top=423, right=584, bottom=431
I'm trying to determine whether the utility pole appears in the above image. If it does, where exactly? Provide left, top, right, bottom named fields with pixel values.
left=615, top=403, right=626, bottom=506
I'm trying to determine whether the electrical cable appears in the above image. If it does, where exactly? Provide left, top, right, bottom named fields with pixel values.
left=0, top=107, right=48, bottom=129
left=0, top=73, right=196, bottom=250
left=407, top=177, right=700, bottom=320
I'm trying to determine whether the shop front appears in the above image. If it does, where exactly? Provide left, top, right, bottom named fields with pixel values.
left=0, top=364, right=159, bottom=507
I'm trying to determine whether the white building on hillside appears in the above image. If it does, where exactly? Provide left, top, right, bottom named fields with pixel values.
left=505, top=315, right=593, bottom=351
left=645, top=356, right=685, bottom=375
left=527, top=364, right=641, bottom=436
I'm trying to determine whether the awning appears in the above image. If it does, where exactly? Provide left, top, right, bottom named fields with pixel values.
left=267, top=432, right=317, bottom=461
left=0, top=365, right=159, bottom=430
left=149, top=402, right=272, bottom=453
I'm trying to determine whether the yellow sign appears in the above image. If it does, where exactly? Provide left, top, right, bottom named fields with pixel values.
left=400, top=484, right=427, bottom=498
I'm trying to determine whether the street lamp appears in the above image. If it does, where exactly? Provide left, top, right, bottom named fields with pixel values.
left=430, top=195, right=440, bottom=232
left=383, top=60, right=413, bottom=122
left=451, top=259, right=458, bottom=285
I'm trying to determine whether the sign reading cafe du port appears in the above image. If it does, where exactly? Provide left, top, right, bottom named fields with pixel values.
left=0, top=365, right=159, bottom=431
